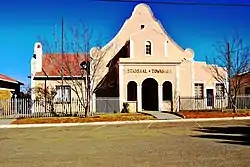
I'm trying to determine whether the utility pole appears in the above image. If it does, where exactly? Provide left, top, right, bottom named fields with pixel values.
left=227, top=42, right=231, bottom=108
left=89, top=57, right=94, bottom=116
left=61, top=16, right=64, bottom=111
left=80, top=60, right=90, bottom=117
left=42, top=69, right=48, bottom=113
left=86, top=60, right=90, bottom=117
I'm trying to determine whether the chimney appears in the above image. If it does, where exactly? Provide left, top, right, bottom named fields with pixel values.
left=34, top=42, right=43, bottom=72
left=30, top=42, right=42, bottom=103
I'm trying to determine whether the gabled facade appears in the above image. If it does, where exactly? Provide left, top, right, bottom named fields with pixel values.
left=30, top=42, right=89, bottom=108
left=31, top=3, right=228, bottom=113
left=90, top=3, right=228, bottom=112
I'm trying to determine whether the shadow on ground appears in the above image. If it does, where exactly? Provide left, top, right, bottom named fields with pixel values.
left=191, top=125, right=250, bottom=146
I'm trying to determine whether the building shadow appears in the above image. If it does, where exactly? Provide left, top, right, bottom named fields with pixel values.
left=191, top=125, right=250, bottom=146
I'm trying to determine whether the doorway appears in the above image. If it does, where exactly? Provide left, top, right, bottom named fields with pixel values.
left=206, top=89, right=214, bottom=107
left=142, top=78, right=158, bottom=111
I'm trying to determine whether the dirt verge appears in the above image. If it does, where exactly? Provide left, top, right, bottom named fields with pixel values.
left=11, top=113, right=155, bottom=124
left=180, top=111, right=250, bottom=118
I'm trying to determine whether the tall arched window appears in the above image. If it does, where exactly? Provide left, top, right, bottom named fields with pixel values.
left=145, top=41, right=152, bottom=55
left=162, top=81, right=172, bottom=101
left=127, top=81, right=137, bottom=101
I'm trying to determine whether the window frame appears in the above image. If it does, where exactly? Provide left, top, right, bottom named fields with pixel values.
left=215, top=83, right=225, bottom=98
left=194, top=83, right=204, bottom=99
left=245, top=87, right=250, bottom=95
left=140, top=24, right=145, bottom=29
left=145, top=41, right=152, bottom=56
left=55, top=85, right=71, bottom=103
left=162, top=81, right=172, bottom=101
left=127, top=81, right=137, bottom=101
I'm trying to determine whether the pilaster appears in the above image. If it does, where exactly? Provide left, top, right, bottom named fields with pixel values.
left=137, top=85, right=142, bottom=112
left=158, top=85, right=163, bottom=111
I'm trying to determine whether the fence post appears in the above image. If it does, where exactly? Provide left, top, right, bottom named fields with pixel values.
left=14, top=95, right=18, bottom=118
left=178, top=96, right=181, bottom=112
left=92, top=93, right=96, bottom=114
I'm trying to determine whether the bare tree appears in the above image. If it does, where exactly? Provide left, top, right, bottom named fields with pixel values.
left=38, top=21, right=114, bottom=117
left=20, top=84, right=32, bottom=98
left=206, top=34, right=250, bottom=112
left=33, top=84, right=57, bottom=116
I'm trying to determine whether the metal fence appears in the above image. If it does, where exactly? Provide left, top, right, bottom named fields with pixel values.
left=235, top=95, right=250, bottom=109
left=1, top=95, right=248, bottom=118
left=96, top=97, right=120, bottom=114
left=0, top=97, right=120, bottom=119
left=179, top=96, right=226, bottom=111
left=0, top=98, right=87, bottom=119
left=180, top=95, right=250, bottom=111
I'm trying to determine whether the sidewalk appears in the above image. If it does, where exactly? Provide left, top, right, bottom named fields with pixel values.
left=0, top=119, right=16, bottom=125
left=139, top=110, right=183, bottom=120
left=1, top=116, right=250, bottom=129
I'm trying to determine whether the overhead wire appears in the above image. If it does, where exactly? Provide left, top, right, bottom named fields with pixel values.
left=92, top=0, right=250, bottom=7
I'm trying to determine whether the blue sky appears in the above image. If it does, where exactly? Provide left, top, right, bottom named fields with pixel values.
left=0, top=0, right=250, bottom=86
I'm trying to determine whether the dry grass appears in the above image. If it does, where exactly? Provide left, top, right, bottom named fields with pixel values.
left=12, top=113, right=155, bottom=124
left=180, top=111, right=250, bottom=118
left=11, top=111, right=250, bottom=125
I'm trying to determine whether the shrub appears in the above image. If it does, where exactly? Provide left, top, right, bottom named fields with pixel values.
left=0, top=90, right=11, bottom=116
left=0, top=90, right=11, bottom=99
left=121, top=102, right=130, bottom=113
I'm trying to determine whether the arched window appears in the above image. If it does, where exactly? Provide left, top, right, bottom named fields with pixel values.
left=162, top=81, right=172, bottom=101
left=127, top=81, right=137, bottom=101
left=145, top=41, right=152, bottom=55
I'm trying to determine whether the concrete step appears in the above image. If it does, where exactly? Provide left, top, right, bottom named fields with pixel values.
left=139, top=110, right=183, bottom=120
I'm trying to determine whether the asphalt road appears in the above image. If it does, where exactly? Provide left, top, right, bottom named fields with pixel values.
left=0, top=120, right=249, bottom=167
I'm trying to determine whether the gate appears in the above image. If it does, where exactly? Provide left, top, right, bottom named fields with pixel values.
left=96, top=97, right=120, bottom=114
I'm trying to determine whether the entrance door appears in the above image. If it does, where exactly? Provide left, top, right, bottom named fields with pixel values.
left=206, top=89, right=214, bottom=107
left=142, top=78, right=158, bottom=111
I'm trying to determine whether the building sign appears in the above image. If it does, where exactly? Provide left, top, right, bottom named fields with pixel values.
left=126, top=68, right=172, bottom=74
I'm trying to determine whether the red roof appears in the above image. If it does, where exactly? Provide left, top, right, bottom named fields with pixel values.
left=0, top=74, right=23, bottom=84
left=35, top=53, right=90, bottom=77
left=231, top=72, right=250, bottom=85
